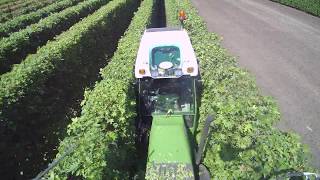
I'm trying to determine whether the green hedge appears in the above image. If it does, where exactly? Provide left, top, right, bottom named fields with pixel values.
left=271, top=0, right=320, bottom=16
left=0, top=0, right=59, bottom=23
left=0, top=0, right=138, bottom=178
left=1, top=0, right=36, bottom=13
left=165, top=0, right=313, bottom=178
left=47, top=0, right=155, bottom=179
left=0, top=0, right=16, bottom=7
left=0, top=0, right=138, bottom=133
left=0, top=0, right=110, bottom=74
left=0, top=0, right=84, bottom=38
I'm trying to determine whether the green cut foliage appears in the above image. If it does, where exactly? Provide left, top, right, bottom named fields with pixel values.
left=47, top=0, right=155, bottom=179
left=0, top=0, right=111, bottom=74
left=271, top=0, right=320, bottom=17
left=164, top=0, right=314, bottom=178
left=0, top=0, right=84, bottom=38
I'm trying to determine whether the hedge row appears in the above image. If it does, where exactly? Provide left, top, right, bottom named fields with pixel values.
left=271, top=0, right=320, bottom=17
left=0, top=0, right=138, bottom=133
left=46, top=0, right=157, bottom=179
left=165, top=0, right=313, bottom=179
left=1, top=0, right=36, bottom=13
left=0, top=0, right=139, bottom=178
left=0, top=0, right=84, bottom=38
left=0, top=0, right=111, bottom=74
left=0, top=0, right=16, bottom=7
left=0, top=0, right=58, bottom=23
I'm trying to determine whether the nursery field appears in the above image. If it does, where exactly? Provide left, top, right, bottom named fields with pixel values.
left=0, top=0, right=315, bottom=179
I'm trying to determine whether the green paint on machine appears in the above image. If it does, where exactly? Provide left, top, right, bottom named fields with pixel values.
left=148, top=115, right=193, bottom=164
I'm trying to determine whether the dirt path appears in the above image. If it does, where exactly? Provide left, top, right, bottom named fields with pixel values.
left=192, top=0, right=320, bottom=168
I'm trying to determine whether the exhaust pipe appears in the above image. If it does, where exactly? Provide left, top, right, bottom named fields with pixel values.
left=196, top=115, right=214, bottom=165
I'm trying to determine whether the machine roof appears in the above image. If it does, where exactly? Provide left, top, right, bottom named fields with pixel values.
left=135, top=28, right=198, bottom=78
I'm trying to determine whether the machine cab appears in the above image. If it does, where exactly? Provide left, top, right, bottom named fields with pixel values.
left=135, top=28, right=199, bottom=133
left=135, top=28, right=198, bottom=79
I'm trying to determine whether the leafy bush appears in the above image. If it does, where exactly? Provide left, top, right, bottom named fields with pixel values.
left=0, top=0, right=84, bottom=38
left=47, top=0, right=157, bottom=179
left=0, top=0, right=139, bottom=178
left=0, top=0, right=16, bottom=7
left=0, top=0, right=137, bottom=137
left=1, top=0, right=36, bottom=14
left=0, top=0, right=58, bottom=23
left=0, top=0, right=111, bottom=74
left=165, top=0, right=313, bottom=178
left=271, top=0, right=320, bottom=17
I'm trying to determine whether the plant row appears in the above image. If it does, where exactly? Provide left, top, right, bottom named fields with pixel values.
left=46, top=0, right=157, bottom=179
left=0, top=0, right=58, bottom=23
left=271, top=0, right=320, bottom=16
left=0, top=0, right=139, bottom=178
left=0, top=0, right=111, bottom=74
left=0, top=0, right=139, bottom=123
left=0, top=0, right=43, bottom=19
left=0, top=0, right=84, bottom=39
left=0, top=0, right=17, bottom=7
left=164, top=0, right=313, bottom=178
left=0, top=0, right=36, bottom=13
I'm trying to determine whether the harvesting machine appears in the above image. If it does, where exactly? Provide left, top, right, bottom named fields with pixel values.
left=134, top=16, right=212, bottom=179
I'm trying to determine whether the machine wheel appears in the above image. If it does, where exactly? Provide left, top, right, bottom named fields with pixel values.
left=199, top=164, right=210, bottom=180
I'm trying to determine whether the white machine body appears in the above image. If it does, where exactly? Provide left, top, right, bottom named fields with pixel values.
left=135, top=28, right=198, bottom=79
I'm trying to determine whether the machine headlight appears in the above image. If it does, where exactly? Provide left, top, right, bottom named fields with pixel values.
left=187, top=67, right=194, bottom=73
left=139, top=69, right=146, bottom=75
